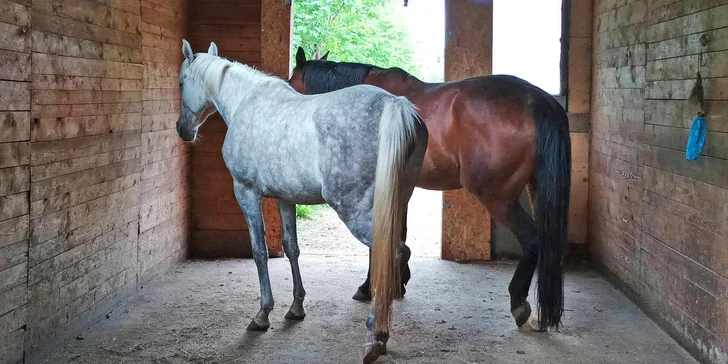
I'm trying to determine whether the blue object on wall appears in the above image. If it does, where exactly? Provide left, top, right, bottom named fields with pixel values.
left=685, top=115, right=706, bottom=161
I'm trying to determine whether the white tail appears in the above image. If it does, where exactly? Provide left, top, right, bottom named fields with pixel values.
left=370, top=96, right=420, bottom=335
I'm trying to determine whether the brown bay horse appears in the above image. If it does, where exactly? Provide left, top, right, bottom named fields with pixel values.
left=288, top=48, right=571, bottom=332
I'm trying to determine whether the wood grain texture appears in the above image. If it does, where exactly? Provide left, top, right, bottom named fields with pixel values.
left=591, top=1, right=728, bottom=362
left=0, top=2, right=30, bottom=360
left=441, top=0, right=492, bottom=261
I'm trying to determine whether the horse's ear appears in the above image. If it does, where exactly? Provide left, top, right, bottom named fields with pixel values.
left=182, top=39, right=194, bottom=62
left=321, top=51, right=329, bottom=61
left=208, top=42, right=219, bottom=57
left=295, top=46, right=307, bottom=67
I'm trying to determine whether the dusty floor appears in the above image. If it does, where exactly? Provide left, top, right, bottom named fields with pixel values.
left=44, top=256, right=696, bottom=364
left=43, top=190, right=696, bottom=364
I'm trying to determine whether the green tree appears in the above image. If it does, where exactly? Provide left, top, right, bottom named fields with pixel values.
left=293, top=0, right=418, bottom=76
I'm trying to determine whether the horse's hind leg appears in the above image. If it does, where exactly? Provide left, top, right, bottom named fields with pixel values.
left=353, top=208, right=411, bottom=302
left=500, top=201, right=539, bottom=328
left=278, top=201, right=306, bottom=320
left=233, top=183, right=274, bottom=331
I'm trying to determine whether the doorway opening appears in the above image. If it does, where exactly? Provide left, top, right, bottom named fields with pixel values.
left=291, top=0, right=445, bottom=258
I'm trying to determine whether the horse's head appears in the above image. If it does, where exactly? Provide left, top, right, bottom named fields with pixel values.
left=177, top=40, right=220, bottom=141
left=288, top=46, right=328, bottom=95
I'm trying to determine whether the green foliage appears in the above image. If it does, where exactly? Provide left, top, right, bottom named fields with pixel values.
left=296, top=204, right=324, bottom=219
left=293, top=0, right=417, bottom=75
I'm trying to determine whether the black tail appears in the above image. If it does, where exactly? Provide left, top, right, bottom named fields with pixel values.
left=533, top=95, right=571, bottom=331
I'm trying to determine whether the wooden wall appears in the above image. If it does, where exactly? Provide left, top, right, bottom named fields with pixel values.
left=590, top=1, right=727, bottom=362
left=187, top=0, right=284, bottom=259
left=0, top=1, right=189, bottom=363
left=0, top=0, right=31, bottom=362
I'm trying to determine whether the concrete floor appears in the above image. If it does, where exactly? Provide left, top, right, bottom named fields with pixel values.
left=43, top=256, right=697, bottom=364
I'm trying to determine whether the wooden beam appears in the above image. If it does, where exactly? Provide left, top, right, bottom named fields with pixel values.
left=441, top=0, right=493, bottom=262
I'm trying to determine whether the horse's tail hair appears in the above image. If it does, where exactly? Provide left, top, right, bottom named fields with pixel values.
left=370, top=96, right=421, bottom=336
left=533, top=95, right=571, bottom=331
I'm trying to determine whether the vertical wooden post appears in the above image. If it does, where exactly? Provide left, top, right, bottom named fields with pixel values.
left=441, top=0, right=493, bottom=262
left=259, top=0, right=293, bottom=258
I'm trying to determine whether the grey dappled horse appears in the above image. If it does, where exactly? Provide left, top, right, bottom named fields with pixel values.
left=176, top=40, right=427, bottom=361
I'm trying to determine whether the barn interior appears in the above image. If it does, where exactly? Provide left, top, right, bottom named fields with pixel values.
left=0, top=1, right=726, bottom=364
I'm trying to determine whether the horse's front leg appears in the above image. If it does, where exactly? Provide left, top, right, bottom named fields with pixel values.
left=277, top=201, right=306, bottom=320
left=234, top=183, right=274, bottom=331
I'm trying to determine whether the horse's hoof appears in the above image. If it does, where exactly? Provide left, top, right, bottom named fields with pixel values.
left=394, top=285, right=406, bottom=300
left=526, top=316, right=541, bottom=331
left=362, top=341, right=385, bottom=364
left=352, top=289, right=372, bottom=302
left=284, top=309, right=306, bottom=321
left=511, top=300, right=532, bottom=328
left=246, top=319, right=270, bottom=331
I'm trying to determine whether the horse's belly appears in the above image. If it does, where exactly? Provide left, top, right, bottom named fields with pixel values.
left=257, top=167, right=324, bottom=204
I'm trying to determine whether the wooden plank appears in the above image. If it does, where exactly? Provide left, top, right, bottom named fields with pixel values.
left=33, top=53, right=143, bottom=80
left=0, top=0, right=30, bottom=27
left=31, top=31, right=143, bottom=64
left=28, top=205, right=137, bottom=268
left=30, top=173, right=138, bottom=219
left=0, top=142, right=29, bottom=169
left=141, top=144, right=188, bottom=166
left=141, top=4, right=184, bottom=32
left=93, top=0, right=142, bottom=15
left=648, top=0, right=728, bottom=25
left=187, top=24, right=260, bottom=37
left=643, top=202, right=728, bottom=276
left=0, top=49, right=30, bottom=81
left=32, top=11, right=141, bottom=49
left=643, top=144, right=728, bottom=188
left=0, top=21, right=31, bottom=53
left=29, top=160, right=138, bottom=205
left=0, top=192, right=28, bottom=221
left=646, top=3, right=728, bottom=42
left=0, top=284, right=26, bottom=317
left=0, top=166, right=29, bottom=197
left=32, top=102, right=142, bottom=118
left=187, top=3, right=261, bottom=25
left=645, top=124, right=728, bottom=160
left=0, top=112, right=29, bottom=143
left=0, top=263, right=27, bottom=295
left=643, top=165, right=728, bottom=220
left=646, top=26, right=728, bottom=61
left=643, top=188, right=728, bottom=241
left=31, top=130, right=140, bottom=165
left=595, top=22, right=646, bottom=51
left=33, top=0, right=141, bottom=34
left=187, top=36, right=261, bottom=53
left=0, top=215, right=28, bottom=249
left=140, top=153, right=189, bottom=180
left=568, top=38, right=592, bottom=114
left=31, top=146, right=139, bottom=182
left=0, top=81, right=30, bottom=111
left=597, top=1, right=647, bottom=32
left=31, top=113, right=141, bottom=142
left=30, top=185, right=140, bottom=246
left=596, top=44, right=647, bottom=69
left=646, top=100, right=728, bottom=132
left=596, top=65, right=646, bottom=88
left=646, top=77, right=728, bottom=100
left=0, top=240, right=27, bottom=272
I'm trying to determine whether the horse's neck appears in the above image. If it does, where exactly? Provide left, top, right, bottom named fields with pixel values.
left=212, top=66, right=292, bottom=126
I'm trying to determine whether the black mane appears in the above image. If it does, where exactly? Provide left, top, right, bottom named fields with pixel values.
left=301, top=60, right=376, bottom=94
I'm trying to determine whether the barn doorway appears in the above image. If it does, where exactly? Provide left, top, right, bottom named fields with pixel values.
left=292, top=0, right=445, bottom=258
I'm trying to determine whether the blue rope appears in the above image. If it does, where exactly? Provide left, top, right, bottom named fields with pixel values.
left=685, top=115, right=706, bottom=161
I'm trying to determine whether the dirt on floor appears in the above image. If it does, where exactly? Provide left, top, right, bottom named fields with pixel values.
left=43, top=256, right=696, bottom=364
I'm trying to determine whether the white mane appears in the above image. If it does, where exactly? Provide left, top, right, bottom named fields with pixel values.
left=185, top=54, right=291, bottom=98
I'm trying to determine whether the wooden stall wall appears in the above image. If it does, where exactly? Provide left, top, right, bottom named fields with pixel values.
left=0, top=1, right=31, bottom=363
left=0, top=1, right=190, bottom=363
left=187, top=0, right=261, bottom=258
left=139, top=0, right=190, bottom=285
left=590, top=1, right=727, bottom=362
left=186, top=0, right=284, bottom=258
